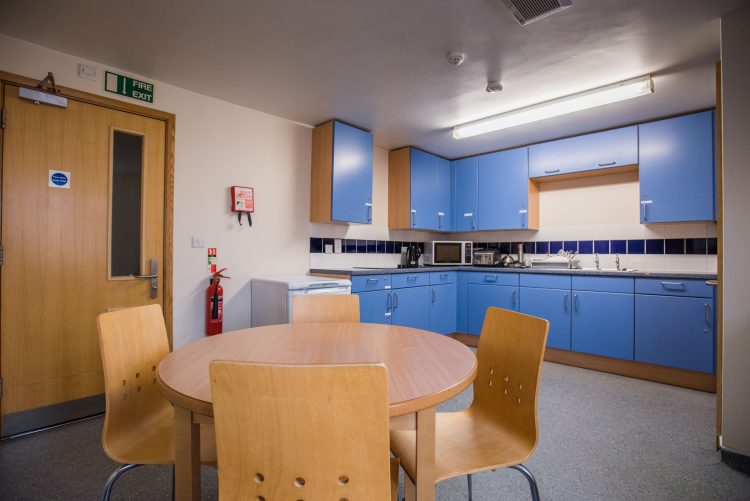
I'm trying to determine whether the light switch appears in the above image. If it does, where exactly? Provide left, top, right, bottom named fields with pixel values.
left=78, top=63, right=97, bottom=81
left=191, top=236, right=205, bottom=248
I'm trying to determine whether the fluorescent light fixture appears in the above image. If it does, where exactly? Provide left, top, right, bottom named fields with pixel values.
left=453, top=75, right=653, bottom=139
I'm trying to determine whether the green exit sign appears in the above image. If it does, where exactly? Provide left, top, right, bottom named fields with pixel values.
left=105, top=71, right=154, bottom=103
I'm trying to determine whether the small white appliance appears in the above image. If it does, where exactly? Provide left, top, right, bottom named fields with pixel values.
left=423, top=241, right=473, bottom=266
left=251, top=275, right=352, bottom=327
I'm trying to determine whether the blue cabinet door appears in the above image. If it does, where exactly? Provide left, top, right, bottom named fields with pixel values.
left=467, top=284, right=519, bottom=335
left=635, top=295, right=714, bottom=373
left=357, top=290, right=392, bottom=324
left=452, top=157, right=478, bottom=231
left=528, top=126, right=638, bottom=178
left=436, top=157, right=452, bottom=231
left=430, top=283, right=457, bottom=335
left=638, top=111, right=714, bottom=223
left=477, top=147, right=529, bottom=230
left=456, top=272, right=469, bottom=333
left=331, top=121, right=373, bottom=223
left=520, top=287, right=571, bottom=350
left=410, top=149, right=438, bottom=230
left=392, top=286, right=430, bottom=330
left=572, top=291, right=634, bottom=360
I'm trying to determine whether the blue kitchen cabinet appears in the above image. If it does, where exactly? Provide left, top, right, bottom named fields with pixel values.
left=520, top=287, right=571, bottom=350
left=331, top=121, right=374, bottom=223
left=452, top=157, right=478, bottom=231
left=638, top=111, right=715, bottom=223
left=436, top=157, right=452, bottom=231
left=391, top=286, right=430, bottom=330
left=571, top=291, right=634, bottom=360
left=477, top=147, right=530, bottom=230
left=528, top=126, right=638, bottom=178
left=467, top=284, right=519, bottom=335
left=410, top=149, right=439, bottom=230
left=430, top=283, right=457, bottom=335
left=357, top=290, right=392, bottom=324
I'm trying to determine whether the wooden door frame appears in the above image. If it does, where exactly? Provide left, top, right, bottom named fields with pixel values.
left=0, top=70, right=175, bottom=346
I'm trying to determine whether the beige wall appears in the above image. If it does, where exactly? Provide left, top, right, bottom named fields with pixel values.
left=0, top=34, right=312, bottom=347
left=720, top=6, right=750, bottom=457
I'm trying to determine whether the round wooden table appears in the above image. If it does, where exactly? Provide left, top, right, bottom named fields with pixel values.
left=157, top=322, right=477, bottom=501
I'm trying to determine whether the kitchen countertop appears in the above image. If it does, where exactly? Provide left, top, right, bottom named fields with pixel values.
left=310, top=266, right=717, bottom=280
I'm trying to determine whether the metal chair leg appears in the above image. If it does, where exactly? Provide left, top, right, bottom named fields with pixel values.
left=510, top=464, right=540, bottom=501
left=467, top=473, right=473, bottom=501
left=102, top=463, right=142, bottom=501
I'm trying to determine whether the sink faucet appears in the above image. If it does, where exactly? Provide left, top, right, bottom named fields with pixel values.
left=615, top=253, right=621, bottom=271
left=594, top=253, right=600, bottom=270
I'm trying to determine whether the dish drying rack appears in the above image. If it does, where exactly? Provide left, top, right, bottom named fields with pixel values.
left=530, top=250, right=581, bottom=269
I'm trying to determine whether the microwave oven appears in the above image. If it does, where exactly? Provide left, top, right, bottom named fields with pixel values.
left=424, top=241, right=473, bottom=266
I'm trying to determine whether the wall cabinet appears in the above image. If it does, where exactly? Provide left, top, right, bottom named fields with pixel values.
left=452, top=158, right=478, bottom=231
left=477, top=147, right=537, bottom=230
left=529, top=126, right=638, bottom=179
left=389, top=147, right=452, bottom=231
left=311, top=120, right=373, bottom=224
left=638, top=111, right=715, bottom=223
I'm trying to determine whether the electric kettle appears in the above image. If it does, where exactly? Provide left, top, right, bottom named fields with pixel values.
left=405, top=244, right=422, bottom=267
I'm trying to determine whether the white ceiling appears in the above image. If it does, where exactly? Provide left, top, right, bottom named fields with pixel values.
left=1, top=0, right=748, bottom=158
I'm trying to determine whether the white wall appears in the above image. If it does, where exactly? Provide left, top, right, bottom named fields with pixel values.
left=0, top=34, right=312, bottom=347
left=720, top=6, right=750, bottom=457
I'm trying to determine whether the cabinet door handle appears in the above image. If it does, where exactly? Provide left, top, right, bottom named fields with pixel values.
left=387, top=292, right=392, bottom=310
left=485, top=275, right=498, bottom=282
left=564, top=293, right=568, bottom=310
left=440, top=273, right=449, bottom=279
left=512, top=288, right=517, bottom=305
left=366, top=278, right=379, bottom=283
left=598, top=161, right=616, bottom=167
left=432, top=289, right=436, bottom=303
left=411, top=209, right=416, bottom=227
left=365, top=201, right=373, bottom=222
left=660, top=281, right=685, bottom=290
left=544, top=169, right=560, bottom=174
left=519, top=208, right=528, bottom=227
left=407, top=276, right=417, bottom=281
left=574, top=294, right=578, bottom=311
left=641, top=199, right=652, bottom=221
left=438, top=212, right=444, bottom=229
left=705, top=303, right=710, bottom=323
left=706, top=280, right=718, bottom=287
left=394, top=293, right=398, bottom=308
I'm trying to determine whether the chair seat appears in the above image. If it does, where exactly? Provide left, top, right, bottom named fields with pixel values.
left=105, top=408, right=217, bottom=466
left=390, top=408, right=535, bottom=483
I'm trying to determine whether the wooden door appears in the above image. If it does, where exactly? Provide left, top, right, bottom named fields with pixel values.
left=1, top=83, right=167, bottom=435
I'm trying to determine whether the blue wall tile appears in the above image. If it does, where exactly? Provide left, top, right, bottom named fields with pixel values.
left=665, top=238, right=685, bottom=254
left=418, top=242, right=425, bottom=253
left=487, top=242, right=499, bottom=250
left=345, top=239, right=357, bottom=253
left=366, top=240, right=377, bottom=253
left=536, top=241, right=549, bottom=254
left=524, top=241, right=536, bottom=254
left=310, top=237, right=322, bottom=253
left=646, top=239, right=664, bottom=254
left=707, top=238, right=717, bottom=255
left=550, top=241, right=563, bottom=253
left=686, top=238, right=707, bottom=255
left=628, top=240, right=645, bottom=254
left=594, top=240, right=609, bottom=254
left=357, top=240, right=367, bottom=253
left=611, top=240, right=626, bottom=254
left=578, top=241, right=593, bottom=254
left=499, top=242, right=511, bottom=253
left=376, top=241, right=386, bottom=253
left=386, top=241, right=395, bottom=254
left=563, top=241, right=578, bottom=252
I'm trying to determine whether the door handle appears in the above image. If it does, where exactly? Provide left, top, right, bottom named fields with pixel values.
left=705, top=303, right=710, bottom=323
left=574, top=294, right=578, bottom=311
left=598, top=161, right=616, bottom=167
left=706, top=280, right=718, bottom=287
left=544, top=169, right=560, bottom=174
left=641, top=199, right=652, bottom=221
left=394, top=293, right=398, bottom=308
left=564, top=293, right=568, bottom=310
left=131, top=257, right=158, bottom=299
left=432, top=288, right=436, bottom=303
left=365, top=201, right=373, bottom=222
left=411, top=209, right=416, bottom=227
left=438, top=212, right=444, bottom=229
left=512, top=288, right=516, bottom=305
left=387, top=292, right=392, bottom=310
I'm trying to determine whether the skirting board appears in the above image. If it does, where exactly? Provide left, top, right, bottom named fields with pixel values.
left=448, top=333, right=716, bottom=393
left=2, top=394, right=105, bottom=438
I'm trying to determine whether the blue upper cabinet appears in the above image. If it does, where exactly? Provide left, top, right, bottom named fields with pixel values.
left=311, top=120, right=373, bottom=224
left=477, top=147, right=534, bottom=230
left=452, top=157, right=478, bottom=231
left=529, top=126, right=638, bottom=179
left=388, top=147, right=452, bottom=231
left=638, top=111, right=715, bottom=223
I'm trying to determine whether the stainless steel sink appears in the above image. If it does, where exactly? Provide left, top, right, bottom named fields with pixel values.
left=576, top=268, right=636, bottom=272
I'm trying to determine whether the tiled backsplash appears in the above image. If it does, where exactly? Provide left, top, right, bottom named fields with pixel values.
left=309, top=238, right=425, bottom=269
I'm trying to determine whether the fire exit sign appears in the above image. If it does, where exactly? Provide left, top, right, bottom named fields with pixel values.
left=105, top=71, right=154, bottom=103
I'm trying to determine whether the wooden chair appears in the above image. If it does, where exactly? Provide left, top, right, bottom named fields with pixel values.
left=390, top=307, right=549, bottom=501
left=97, top=304, right=216, bottom=501
left=291, top=293, right=360, bottom=323
left=210, top=360, right=396, bottom=500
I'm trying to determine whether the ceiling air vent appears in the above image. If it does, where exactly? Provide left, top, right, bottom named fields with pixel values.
left=501, top=0, right=572, bottom=26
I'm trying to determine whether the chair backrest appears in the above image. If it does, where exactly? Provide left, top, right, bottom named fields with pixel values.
left=291, top=294, right=360, bottom=323
left=97, top=304, right=172, bottom=463
left=210, top=361, right=391, bottom=500
left=472, top=307, right=549, bottom=450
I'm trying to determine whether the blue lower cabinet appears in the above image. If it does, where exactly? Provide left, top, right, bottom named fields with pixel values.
left=520, top=287, right=571, bottom=350
left=456, top=272, right=468, bottom=334
left=391, top=286, right=430, bottom=330
left=635, top=295, right=714, bottom=373
left=572, top=291, right=634, bottom=360
left=430, top=283, right=457, bottom=335
left=356, top=290, right=392, bottom=324
left=467, top=284, right=519, bottom=335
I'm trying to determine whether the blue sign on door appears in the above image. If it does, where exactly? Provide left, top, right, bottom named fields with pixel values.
left=49, top=170, right=71, bottom=189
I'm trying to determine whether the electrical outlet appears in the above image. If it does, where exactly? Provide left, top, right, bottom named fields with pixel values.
left=191, top=236, right=205, bottom=248
left=78, top=63, right=97, bottom=81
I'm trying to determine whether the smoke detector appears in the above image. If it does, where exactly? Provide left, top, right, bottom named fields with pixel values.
left=486, top=81, right=503, bottom=93
left=501, top=0, right=572, bottom=26
left=447, top=52, right=466, bottom=67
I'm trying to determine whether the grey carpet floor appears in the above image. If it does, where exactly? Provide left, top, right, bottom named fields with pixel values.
left=1, top=362, right=749, bottom=500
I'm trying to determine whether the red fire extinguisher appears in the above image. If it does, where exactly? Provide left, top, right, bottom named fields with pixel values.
left=206, top=268, right=230, bottom=336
